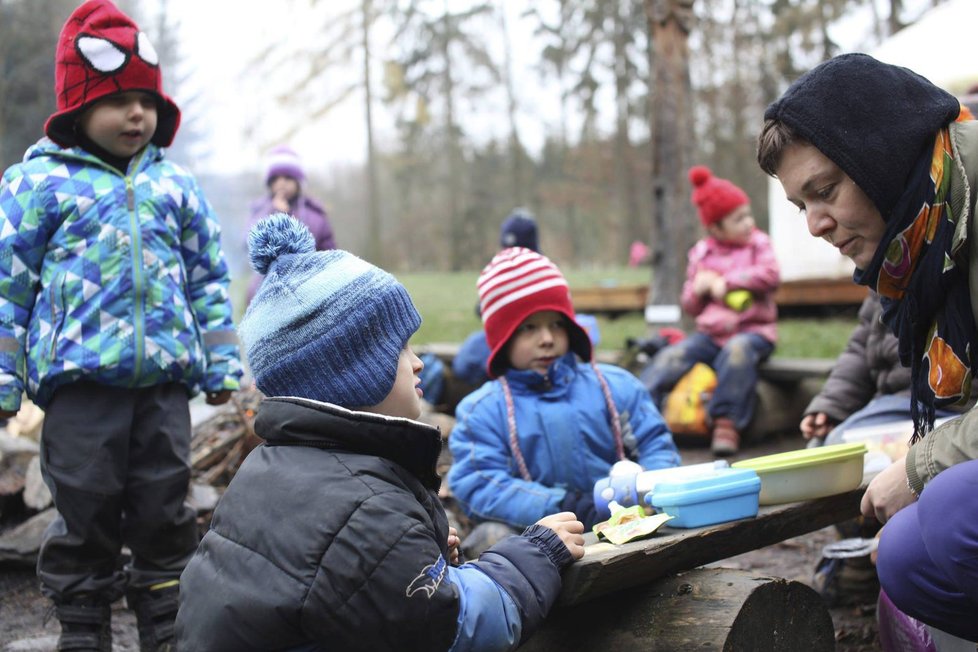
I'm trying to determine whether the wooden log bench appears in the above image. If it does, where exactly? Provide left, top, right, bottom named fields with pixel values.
left=521, top=568, right=835, bottom=651
left=416, top=342, right=833, bottom=384
left=568, top=279, right=868, bottom=317
left=520, top=488, right=863, bottom=651
left=416, top=342, right=834, bottom=440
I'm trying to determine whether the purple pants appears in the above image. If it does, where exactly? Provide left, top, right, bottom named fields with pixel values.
left=877, top=459, right=978, bottom=642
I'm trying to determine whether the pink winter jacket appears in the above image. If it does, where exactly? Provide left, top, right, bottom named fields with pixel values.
left=680, top=228, right=780, bottom=346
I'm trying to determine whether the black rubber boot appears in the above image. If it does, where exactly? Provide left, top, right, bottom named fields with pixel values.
left=54, top=596, right=112, bottom=652
left=126, top=581, right=180, bottom=652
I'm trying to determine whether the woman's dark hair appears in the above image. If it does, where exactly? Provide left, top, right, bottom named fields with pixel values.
left=756, top=119, right=804, bottom=177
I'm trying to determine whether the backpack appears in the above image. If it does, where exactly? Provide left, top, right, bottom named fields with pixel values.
left=662, top=362, right=717, bottom=436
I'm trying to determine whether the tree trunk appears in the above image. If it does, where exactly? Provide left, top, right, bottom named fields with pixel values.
left=499, top=6, right=524, bottom=205
left=613, top=1, right=641, bottom=259
left=520, top=568, right=836, bottom=652
left=362, top=0, right=383, bottom=266
left=645, top=0, right=696, bottom=330
left=442, top=0, right=464, bottom=271
left=888, top=0, right=904, bottom=36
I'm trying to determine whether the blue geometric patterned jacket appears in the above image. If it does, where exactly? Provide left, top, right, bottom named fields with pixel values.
left=0, top=138, right=242, bottom=411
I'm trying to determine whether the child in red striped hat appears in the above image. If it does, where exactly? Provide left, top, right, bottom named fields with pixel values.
left=447, top=247, right=681, bottom=556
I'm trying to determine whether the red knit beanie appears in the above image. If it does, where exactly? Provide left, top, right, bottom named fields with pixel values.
left=478, top=247, right=592, bottom=378
left=689, top=165, right=749, bottom=227
left=45, top=0, right=181, bottom=148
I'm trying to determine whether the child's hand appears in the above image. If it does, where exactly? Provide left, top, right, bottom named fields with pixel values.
left=205, top=390, right=232, bottom=405
left=692, top=270, right=718, bottom=297
left=271, top=192, right=290, bottom=213
left=709, top=275, right=728, bottom=301
left=447, top=526, right=461, bottom=566
left=800, top=412, right=834, bottom=440
left=536, top=512, right=585, bottom=560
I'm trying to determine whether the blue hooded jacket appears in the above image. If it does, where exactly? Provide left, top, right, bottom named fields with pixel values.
left=448, top=353, right=681, bottom=528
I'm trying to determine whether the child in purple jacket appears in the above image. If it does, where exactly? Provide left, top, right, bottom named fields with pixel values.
left=245, top=145, right=336, bottom=305
left=640, top=166, right=780, bottom=455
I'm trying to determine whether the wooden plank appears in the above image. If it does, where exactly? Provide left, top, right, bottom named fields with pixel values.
left=774, top=277, right=868, bottom=306
left=557, top=487, right=862, bottom=606
left=416, top=342, right=832, bottom=383
left=568, top=277, right=868, bottom=316
left=757, top=357, right=834, bottom=382
left=571, top=284, right=648, bottom=314
left=416, top=342, right=620, bottom=366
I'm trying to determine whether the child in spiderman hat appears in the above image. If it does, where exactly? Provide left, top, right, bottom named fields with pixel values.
left=0, top=1, right=242, bottom=649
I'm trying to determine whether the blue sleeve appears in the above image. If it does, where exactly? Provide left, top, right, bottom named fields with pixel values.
left=0, top=166, right=55, bottom=411
left=602, top=364, right=682, bottom=470
left=180, top=173, right=242, bottom=392
left=448, top=387, right=565, bottom=528
left=446, top=566, right=521, bottom=652
left=447, top=524, right=571, bottom=652
left=452, top=331, right=491, bottom=387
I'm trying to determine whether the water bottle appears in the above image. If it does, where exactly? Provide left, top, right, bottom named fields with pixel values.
left=593, top=460, right=730, bottom=520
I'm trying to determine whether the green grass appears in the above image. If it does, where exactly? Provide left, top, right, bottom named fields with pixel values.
left=398, top=268, right=859, bottom=360
left=775, top=317, right=859, bottom=359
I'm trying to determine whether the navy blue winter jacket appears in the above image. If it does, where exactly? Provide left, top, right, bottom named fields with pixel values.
left=175, top=397, right=574, bottom=651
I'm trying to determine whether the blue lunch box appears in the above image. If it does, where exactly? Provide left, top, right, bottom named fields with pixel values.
left=649, top=468, right=761, bottom=528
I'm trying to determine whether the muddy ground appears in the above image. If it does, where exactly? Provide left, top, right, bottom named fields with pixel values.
left=0, top=433, right=879, bottom=651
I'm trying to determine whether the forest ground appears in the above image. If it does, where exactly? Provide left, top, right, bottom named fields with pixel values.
left=1, top=432, right=879, bottom=651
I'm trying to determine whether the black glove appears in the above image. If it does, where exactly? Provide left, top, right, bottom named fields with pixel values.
left=559, top=489, right=598, bottom=528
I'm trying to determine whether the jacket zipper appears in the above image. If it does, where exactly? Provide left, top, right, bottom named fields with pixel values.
left=126, top=150, right=147, bottom=380
left=49, top=273, right=64, bottom=358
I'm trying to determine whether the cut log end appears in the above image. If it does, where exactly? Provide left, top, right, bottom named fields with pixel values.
left=520, top=568, right=835, bottom=652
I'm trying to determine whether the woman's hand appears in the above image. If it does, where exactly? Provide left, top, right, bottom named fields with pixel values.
left=860, top=454, right=917, bottom=524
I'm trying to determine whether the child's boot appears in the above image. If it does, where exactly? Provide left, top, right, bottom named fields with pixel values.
left=53, top=595, right=112, bottom=652
left=126, top=580, right=180, bottom=652
left=711, top=417, right=740, bottom=456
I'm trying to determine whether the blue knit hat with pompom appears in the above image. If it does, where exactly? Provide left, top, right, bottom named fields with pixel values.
left=239, top=213, right=421, bottom=407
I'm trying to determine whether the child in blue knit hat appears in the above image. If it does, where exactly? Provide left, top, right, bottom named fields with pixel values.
left=176, top=214, right=585, bottom=652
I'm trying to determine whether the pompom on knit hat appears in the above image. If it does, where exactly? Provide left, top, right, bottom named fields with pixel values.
left=688, top=166, right=749, bottom=227
left=265, top=145, right=306, bottom=185
left=763, top=53, right=961, bottom=220
left=239, top=214, right=421, bottom=407
left=499, top=209, right=540, bottom=252
left=45, top=0, right=181, bottom=148
left=478, top=247, right=592, bottom=377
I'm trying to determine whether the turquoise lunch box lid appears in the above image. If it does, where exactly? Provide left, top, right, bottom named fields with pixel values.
left=649, top=468, right=761, bottom=508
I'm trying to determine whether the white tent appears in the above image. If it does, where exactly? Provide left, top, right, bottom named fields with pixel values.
left=768, top=0, right=978, bottom=282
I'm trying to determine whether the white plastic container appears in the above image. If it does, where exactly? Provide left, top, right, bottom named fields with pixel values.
left=731, top=443, right=867, bottom=505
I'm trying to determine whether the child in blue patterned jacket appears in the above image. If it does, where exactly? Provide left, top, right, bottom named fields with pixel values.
left=0, top=1, right=241, bottom=649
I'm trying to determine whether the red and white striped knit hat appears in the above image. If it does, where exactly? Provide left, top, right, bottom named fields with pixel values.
left=478, top=247, right=592, bottom=377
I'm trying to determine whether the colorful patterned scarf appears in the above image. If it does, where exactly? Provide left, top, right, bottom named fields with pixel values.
left=854, top=106, right=976, bottom=443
